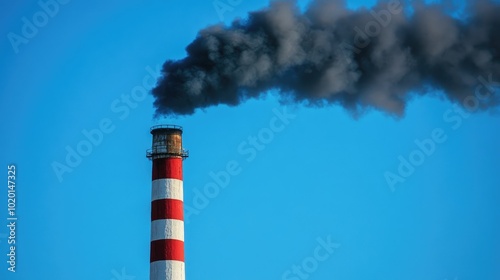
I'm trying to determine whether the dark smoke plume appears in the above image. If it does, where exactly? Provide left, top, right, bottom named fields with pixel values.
left=152, top=0, right=500, bottom=116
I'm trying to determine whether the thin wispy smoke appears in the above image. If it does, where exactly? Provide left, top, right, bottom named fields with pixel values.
left=152, top=0, right=500, bottom=116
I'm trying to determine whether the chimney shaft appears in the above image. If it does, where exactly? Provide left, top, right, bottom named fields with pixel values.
left=147, top=125, right=188, bottom=280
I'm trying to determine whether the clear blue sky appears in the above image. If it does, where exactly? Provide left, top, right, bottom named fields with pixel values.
left=1, top=1, right=499, bottom=279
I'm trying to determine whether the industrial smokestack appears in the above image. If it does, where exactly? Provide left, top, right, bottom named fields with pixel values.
left=152, top=0, right=500, bottom=117
left=147, top=125, right=189, bottom=280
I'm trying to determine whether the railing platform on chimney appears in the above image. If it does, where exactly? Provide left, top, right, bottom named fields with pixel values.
left=146, top=146, right=189, bottom=159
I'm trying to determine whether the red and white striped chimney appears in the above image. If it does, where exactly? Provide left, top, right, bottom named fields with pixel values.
left=147, top=125, right=188, bottom=280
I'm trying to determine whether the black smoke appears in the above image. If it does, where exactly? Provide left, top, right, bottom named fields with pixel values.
left=152, top=0, right=500, bottom=116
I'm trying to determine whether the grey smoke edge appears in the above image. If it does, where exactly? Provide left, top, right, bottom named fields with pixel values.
left=152, top=0, right=500, bottom=117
